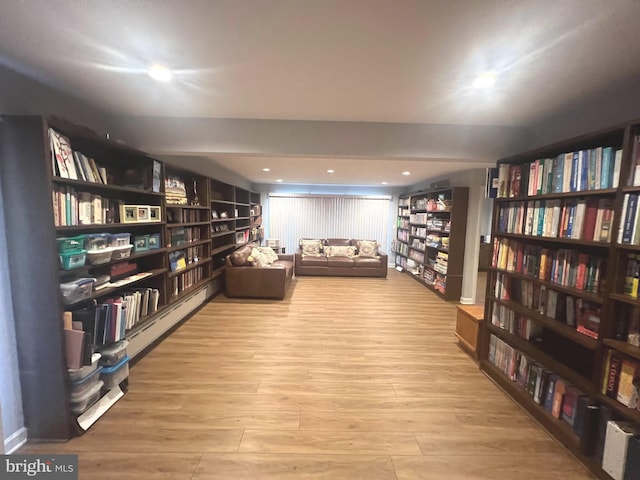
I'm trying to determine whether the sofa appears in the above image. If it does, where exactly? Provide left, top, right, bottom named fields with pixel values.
left=225, top=243, right=294, bottom=299
left=294, top=238, right=388, bottom=277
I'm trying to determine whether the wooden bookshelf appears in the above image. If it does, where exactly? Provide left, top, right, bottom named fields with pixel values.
left=481, top=121, right=640, bottom=479
left=395, top=187, right=468, bottom=300
left=0, top=115, right=263, bottom=441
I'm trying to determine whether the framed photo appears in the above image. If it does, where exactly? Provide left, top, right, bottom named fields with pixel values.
left=149, top=206, right=162, bottom=222
left=120, top=205, right=138, bottom=223
left=148, top=233, right=161, bottom=249
left=134, top=235, right=149, bottom=252
left=137, top=206, right=150, bottom=222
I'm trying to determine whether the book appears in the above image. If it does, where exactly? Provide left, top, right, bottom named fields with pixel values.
left=602, top=421, right=640, bottom=480
left=49, top=128, right=77, bottom=179
left=617, top=359, right=640, bottom=408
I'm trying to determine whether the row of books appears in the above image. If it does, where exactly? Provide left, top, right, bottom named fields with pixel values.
left=397, top=230, right=409, bottom=242
left=613, top=304, right=640, bottom=348
left=434, top=251, right=448, bottom=275
left=52, top=186, right=116, bottom=226
left=410, top=238, right=425, bottom=251
left=169, top=227, right=203, bottom=247
left=397, top=218, right=410, bottom=229
left=67, top=288, right=160, bottom=347
left=617, top=193, right=640, bottom=245
left=492, top=238, right=605, bottom=294
left=497, top=146, right=622, bottom=198
left=409, top=213, right=429, bottom=224
left=411, top=226, right=427, bottom=238
left=490, top=303, right=544, bottom=341
left=488, top=335, right=587, bottom=428
left=394, top=241, right=409, bottom=258
left=624, top=255, right=640, bottom=298
left=489, top=334, right=640, bottom=478
left=426, top=233, right=448, bottom=250
left=49, top=128, right=108, bottom=184
left=170, top=265, right=204, bottom=298
left=602, top=350, right=640, bottom=410
left=166, top=207, right=205, bottom=224
left=168, top=246, right=204, bottom=272
left=497, top=198, right=614, bottom=242
left=398, top=206, right=410, bottom=217
left=408, top=249, right=424, bottom=264
left=493, top=273, right=602, bottom=337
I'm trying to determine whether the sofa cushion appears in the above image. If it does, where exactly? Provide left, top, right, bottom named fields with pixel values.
left=229, top=244, right=253, bottom=266
left=258, top=246, right=279, bottom=264
left=353, top=256, right=382, bottom=268
left=324, top=238, right=352, bottom=247
left=325, top=245, right=356, bottom=257
left=327, top=256, right=355, bottom=267
left=300, top=256, right=328, bottom=267
left=300, top=239, right=323, bottom=256
left=356, top=239, right=378, bottom=257
left=248, top=247, right=270, bottom=267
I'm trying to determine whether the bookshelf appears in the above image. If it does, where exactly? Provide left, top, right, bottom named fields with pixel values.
left=0, top=115, right=262, bottom=441
left=394, top=187, right=469, bottom=300
left=480, top=121, right=640, bottom=479
left=164, top=166, right=213, bottom=301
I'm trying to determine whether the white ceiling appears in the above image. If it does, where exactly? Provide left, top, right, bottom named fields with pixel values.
left=1, top=0, right=640, bottom=186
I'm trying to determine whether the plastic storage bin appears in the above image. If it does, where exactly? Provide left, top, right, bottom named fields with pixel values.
left=108, top=233, right=131, bottom=247
left=84, top=233, right=110, bottom=251
left=70, top=380, right=103, bottom=415
left=97, top=340, right=128, bottom=366
left=68, top=353, right=101, bottom=382
left=60, top=278, right=95, bottom=305
left=69, top=365, right=103, bottom=396
left=59, top=250, right=87, bottom=270
left=57, top=235, right=85, bottom=254
left=86, top=247, right=114, bottom=265
left=100, top=355, right=129, bottom=390
left=110, top=244, right=133, bottom=261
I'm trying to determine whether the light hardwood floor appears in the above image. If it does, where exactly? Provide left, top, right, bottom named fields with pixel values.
left=22, top=270, right=596, bottom=479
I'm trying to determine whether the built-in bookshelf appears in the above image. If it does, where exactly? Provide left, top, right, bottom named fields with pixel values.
left=165, top=166, right=213, bottom=301
left=0, top=115, right=262, bottom=442
left=394, top=187, right=469, bottom=300
left=482, top=121, right=640, bottom=479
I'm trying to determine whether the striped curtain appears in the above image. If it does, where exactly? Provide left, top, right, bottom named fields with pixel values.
left=267, top=194, right=390, bottom=254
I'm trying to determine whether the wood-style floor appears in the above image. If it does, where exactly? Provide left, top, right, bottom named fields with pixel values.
left=23, top=270, right=595, bottom=479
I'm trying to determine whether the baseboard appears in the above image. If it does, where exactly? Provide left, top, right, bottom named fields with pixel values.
left=459, top=297, right=475, bottom=305
left=4, top=427, right=27, bottom=454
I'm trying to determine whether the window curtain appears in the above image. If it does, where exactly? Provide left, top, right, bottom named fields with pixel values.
left=267, top=194, right=390, bottom=253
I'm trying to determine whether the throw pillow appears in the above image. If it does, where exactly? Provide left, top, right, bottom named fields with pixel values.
left=300, top=239, right=323, bottom=256
left=258, top=246, right=279, bottom=264
left=325, top=245, right=356, bottom=257
left=229, top=244, right=253, bottom=266
left=357, top=240, right=378, bottom=257
left=248, top=247, right=269, bottom=267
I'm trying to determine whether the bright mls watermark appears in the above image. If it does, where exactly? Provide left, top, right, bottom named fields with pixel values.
left=0, top=455, right=77, bottom=479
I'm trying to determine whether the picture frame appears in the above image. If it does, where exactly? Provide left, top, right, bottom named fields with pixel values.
left=136, top=206, right=150, bottom=222
left=148, top=233, right=161, bottom=249
left=149, top=206, right=162, bottom=222
left=134, top=234, right=149, bottom=252
left=120, top=205, right=138, bottom=223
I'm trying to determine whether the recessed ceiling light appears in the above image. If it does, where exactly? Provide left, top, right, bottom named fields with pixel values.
left=148, top=64, right=172, bottom=82
left=381, top=182, right=388, bottom=185
left=472, top=71, right=496, bottom=89
left=402, top=171, right=411, bottom=176
left=262, top=168, right=270, bottom=172
left=276, top=179, right=283, bottom=183
left=327, top=169, right=335, bottom=174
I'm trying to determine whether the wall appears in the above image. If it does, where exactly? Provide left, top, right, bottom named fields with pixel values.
left=0, top=178, right=25, bottom=452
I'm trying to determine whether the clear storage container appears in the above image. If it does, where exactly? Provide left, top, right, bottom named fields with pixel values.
left=70, top=380, right=103, bottom=415
left=60, top=278, right=95, bottom=305
left=56, top=235, right=86, bottom=254
left=69, top=365, right=103, bottom=396
left=110, top=244, right=133, bottom=261
left=108, top=233, right=131, bottom=247
left=86, top=247, right=114, bottom=265
left=68, top=353, right=101, bottom=382
left=100, top=355, right=129, bottom=390
left=59, top=250, right=87, bottom=270
left=84, top=233, right=110, bottom=251
left=97, top=340, right=128, bottom=366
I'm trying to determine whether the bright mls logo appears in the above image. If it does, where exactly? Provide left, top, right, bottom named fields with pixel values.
left=0, top=455, right=77, bottom=479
